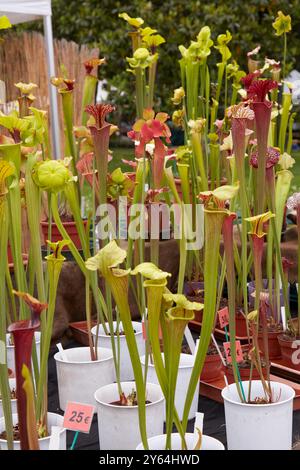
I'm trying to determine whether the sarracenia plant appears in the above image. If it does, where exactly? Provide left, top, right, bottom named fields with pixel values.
left=85, top=103, right=115, bottom=208
left=178, top=26, right=214, bottom=122
left=120, top=12, right=165, bottom=116
left=128, top=109, right=171, bottom=190
left=175, top=26, right=245, bottom=187
left=250, top=146, right=279, bottom=320
left=245, top=212, right=275, bottom=399
left=22, top=364, right=40, bottom=450
left=188, top=119, right=208, bottom=191
left=0, top=159, right=15, bottom=449
left=274, top=170, right=293, bottom=320
left=272, top=11, right=292, bottom=79
left=8, top=293, right=47, bottom=450
left=181, top=184, right=239, bottom=433
left=32, top=158, right=107, bottom=356
left=248, top=79, right=278, bottom=214
left=15, top=82, right=37, bottom=119
left=127, top=109, right=171, bottom=274
left=36, top=239, right=70, bottom=422
left=231, top=103, right=254, bottom=320
left=0, top=142, right=29, bottom=319
left=161, top=293, right=202, bottom=449
left=86, top=240, right=148, bottom=449
left=0, top=104, right=50, bottom=318
left=131, top=264, right=198, bottom=448
left=25, top=152, right=46, bottom=305
left=81, top=58, right=106, bottom=125
left=222, top=211, right=244, bottom=401
left=84, top=103, right=126, bottom=369
left=245, top=212, right=275, bottom=312
left=51, top=78, right=77, bottom=172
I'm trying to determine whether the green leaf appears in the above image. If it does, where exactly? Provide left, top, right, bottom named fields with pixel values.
left=163, top=293, right=203, bottom=311
left=86, top=240, right=127, bottom=275
left=131, top=262, right=171, bottom=281
left=119, top=12, right=144, bottom=28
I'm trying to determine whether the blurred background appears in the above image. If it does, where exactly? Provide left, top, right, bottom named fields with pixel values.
left=11, top=0, right=300, bottom=123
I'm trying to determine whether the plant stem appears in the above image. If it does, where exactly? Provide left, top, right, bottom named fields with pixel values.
left=279, top=93, right=292, bottom=153
left=181, top=209, right=226, bottom=432
left=223, top=214, right=244, bottom=402
left=191, top=133, right=208, bottom=190
left=146, top=60, right=157, bottom=109
left=51, top=193, right=109, bottom=331
left=283, top=33, right=287, bottom=79
left=0, top=200, right=13, bottom=449
left=109, top=277, right=148, bottom=449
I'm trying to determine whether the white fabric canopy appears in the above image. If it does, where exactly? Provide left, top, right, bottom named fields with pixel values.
left=0, top=0, right=60, bottom=158
left=0, top=1, right=51, bottom=24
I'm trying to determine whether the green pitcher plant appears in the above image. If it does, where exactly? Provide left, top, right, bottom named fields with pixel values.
left=0, top=159, right=15, bottom=449
left=181, top=183, right=239, bottom=432
left=86, top=240, right=149, bottom=449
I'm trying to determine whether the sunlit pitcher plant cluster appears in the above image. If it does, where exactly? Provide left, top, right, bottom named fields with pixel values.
left=0, top=9, right=298, bottom=449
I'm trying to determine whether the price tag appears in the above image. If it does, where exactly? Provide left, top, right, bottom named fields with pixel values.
left=218, top=307, right=229, bottom=329
left=63, top=402, right=95, bottom=433
left=223, top=341, right=243, bottom=364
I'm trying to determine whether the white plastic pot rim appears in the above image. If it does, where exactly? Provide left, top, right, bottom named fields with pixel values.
left=91, top=322, right=142, bottom=338
left=0, top=381, right=17, bottom=404
left=0, top=413, right=65, bottom=443
left=94, top=382, right=164, bottom=410
left=6, top=331, right=41, bottom=348
left=54, top=347, right=113, bottom=365
left=221, top=380, right=295, bottom=407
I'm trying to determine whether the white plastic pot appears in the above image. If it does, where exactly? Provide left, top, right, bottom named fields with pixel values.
left=136, top=432, right=225, bottom=450
left=0, top=412, right=66, bottom=450
left=141, top=353, right=198, bottom=420
left=94, top=381, right=165, bottom=450
left=222, top=380, right=295, bottom=450
left=54, top=347, right=115, bottom=411
left=0, top=378, right=17, bottom=419
left=6, top=331, right=41, bottom=374
left=91, top=321, right=144, bottom=381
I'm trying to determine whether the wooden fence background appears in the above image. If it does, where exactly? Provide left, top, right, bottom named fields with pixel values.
left=0, top=31, right=99, bottom=153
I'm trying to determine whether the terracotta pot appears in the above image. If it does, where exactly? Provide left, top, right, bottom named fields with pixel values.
left=235, top=312, right=248, bottom=337
left=69, top=320, right=97, bottom=346
left=225, top=364, right=267, bottom=384
left=201, top=353, right=223, bottom=383
left=184, top=281, right=204, bottom=323
left=248, top=279, right=287, bottom=316
left=257, top=330, right=282, bottom=360
left=41, top=220, right=87, bottom=250
left=7, top=246, right=28, bottom=269
left=278, top=334, right=300, bottom=370
left=193, top=309, right=203, bottom=323
left=184, top=282, right=248, bottom=334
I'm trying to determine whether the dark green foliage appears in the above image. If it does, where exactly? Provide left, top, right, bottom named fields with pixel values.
left=16, top=0, right=300, bottom=122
